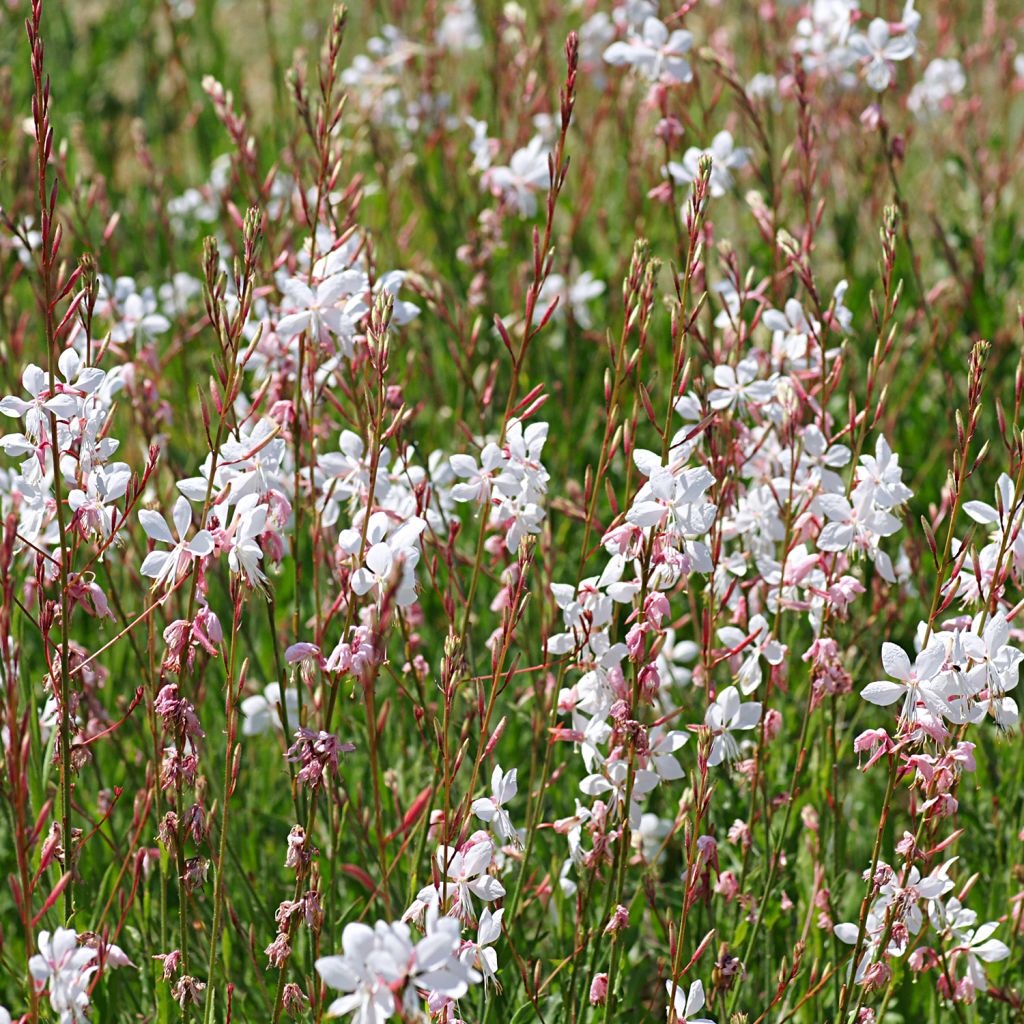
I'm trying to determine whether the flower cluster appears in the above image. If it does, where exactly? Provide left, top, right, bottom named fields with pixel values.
left=2, top=2, right=1021, bottom=1023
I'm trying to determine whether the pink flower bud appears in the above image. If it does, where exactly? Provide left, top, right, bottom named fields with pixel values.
left=860, top=104, right=882, bottom=131
left=604, top=904, right=629, bottom=934
left=715, top=870, right=740, bottom=901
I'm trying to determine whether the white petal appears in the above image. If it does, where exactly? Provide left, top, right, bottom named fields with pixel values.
left=861, top=680, right=905, bottom=706
left=881, top=642, right=912, bottom=680
left=139, top=509, right=174, bottom=544
left=172, top=495, right=193, bottom=539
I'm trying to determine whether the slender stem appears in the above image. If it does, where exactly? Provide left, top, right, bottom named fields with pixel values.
left=203, top=601, right=242, bottom=1023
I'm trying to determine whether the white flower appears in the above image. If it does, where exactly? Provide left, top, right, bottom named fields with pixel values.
left=10, top=217, right=42, bottom=266
left=791, top=425, right=850, bottom=494
left=873, top=863, right=953, bottom=943
left=817, top=490, right=900, bottom=551
left=712, top=280, right=743, bottom=330
left=580, top=11, right=616, bottom=83
left=628, top=451, right=715, bottom=530
left=603, top=16, right=693, bottom=84
left=856, top=436, right=913, bottom=510
left=218, top=418, right=288, bottom=502
left=431, top=838, right=506, bottom=923
left=139, top=495, right=215, bottom=589
left=623, top=451, right=717, bottom=582
left=963, top=472, right=1021, bottom=533
left=929, top=895, right=1011, bottom=991
left=471, top=765, right=521, bottom=847
left=961, top=612, right=1022, bottom=727
left=107, top=286, right=171, bottom=343
left=374, top=270, right=420, bottom=325
left=460, top=907, right=502, bottom=989
left=241, top=683, right=298, bottom=735
left=667, top=131, right=750, bottom=198
left=436, top=0, right=482, bottom=52
left=908, top=58, right=965, bottom=116
left=958, top=920, right=1010, bottom=990
left=962, top=612, right=1022, bottom=694
left=276, top=273, right=369, bottom=355
left=646, top=726, right=689, bottom=781
left=68, top=462, right=131, bottom=539
left=159, top=271, right=203, bottom=315
left=316, top=924, right=397, bottom=1024
left=534, top=272, right=607, bottom=328
left=636, top=812, right=672, bottom=862
left=707, top=358, right=777, bottom=411
left=343, top=511, right=426, bottom=607
left=29, top=928, right=98, bottom=1024
left=495, top=496, right=545, bottom=552
left=499, top=419, right=550, bottom=503
left=484, top=136, right=550, bottom=217
left=315, top=913, right=479, bottom=1023
left=580, top=758, right=659, bottom=827
left=793, top=0, right=860, bottom=78
left=656, top=628, right=699, bottom=692
left=224, top=493, right=269, bottom=589
left=481, top=418, right=551, bottom=553
left=716, top=614, right=785, bottom=694
left=705, top=686, right=761, bottom=767
left=665, top=978, right=715, bottom=1023
left=847, top=18, right=916, bottom=91
left=0, top=353, right=106, bottom=442
left=861, top=641, right=957, bottom=723
left=449, top=444, right=507, bottom=504
left=834, top=908, right=890, bottom=983
left=176, top=419, right=287, bottom=510
left=762, top=298, right=819, bottom=367
left=746, top=72, right=779, bottom=104
left=466, top=117, right=497, bottom=172
left=317, top=430, right=388, bottom=523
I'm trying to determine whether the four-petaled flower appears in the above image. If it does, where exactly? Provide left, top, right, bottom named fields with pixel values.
left=604, top=17, right=693, bottom=84
left=665, top=978, right=715, bottom=1024
left=705, top=686, right=762, bottom=767
left=139, top=496, right=215, bottom=589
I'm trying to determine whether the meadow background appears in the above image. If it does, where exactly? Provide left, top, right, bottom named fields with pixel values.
left=1, top=1, right=1024, bottom=1022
